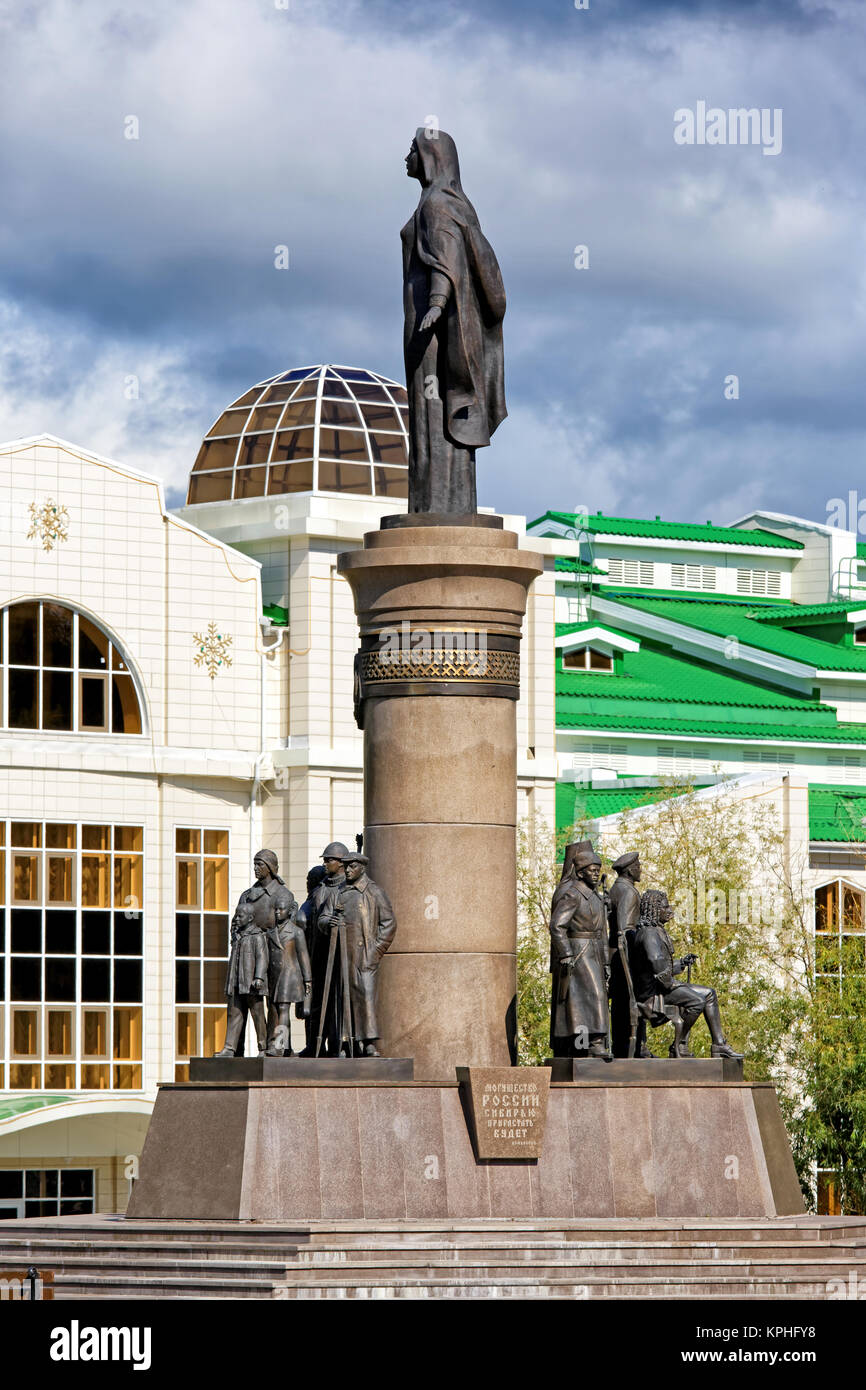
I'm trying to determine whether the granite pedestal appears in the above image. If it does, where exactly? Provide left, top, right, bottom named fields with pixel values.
left=126, top=1073, right=803, bottom=1221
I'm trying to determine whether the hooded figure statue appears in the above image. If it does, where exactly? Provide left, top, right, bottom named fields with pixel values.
left=402, top=127, right=507, bottom=514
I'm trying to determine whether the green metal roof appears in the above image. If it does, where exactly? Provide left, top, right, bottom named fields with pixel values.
left=858, top=543, right=866, bottom=561
left=530, top=510, right=802, bottom=549
left=751, top=601, right=866, bottom=624
left=607, top=596, right=866, bottom=672
left=0, top=1094, right=73, bottom=1123
left=554, top=555, right=606, bottom=576
left=555, top=634, right=833, bottom=714
left=809, top=785, right=866, bottom=843
left=263, top=603, right=288, bottom=626
left=557, top=709, right=866, bottom=742
left=557, top=781, right=679, bottom=832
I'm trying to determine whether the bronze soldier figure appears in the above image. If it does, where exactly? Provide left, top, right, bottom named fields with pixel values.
left=631, top=889, right=743, bottom=1060
left=215, top=902, right=268, bottom=1057
left=317, top=852, right=397, bottom=1057
left=305, top=842, right=350, bottom=1056
left=297, top=864, right=327, bottom=1052
left=608, top=851, right=645, bottom=1059
left=549, top=841, right=610, bottom=1058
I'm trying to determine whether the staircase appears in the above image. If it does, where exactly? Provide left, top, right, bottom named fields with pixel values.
left=1, top=1216, right=864, bottom=1299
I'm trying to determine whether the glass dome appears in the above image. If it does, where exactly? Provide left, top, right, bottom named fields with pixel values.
left=187, top=364, right=409, bottom=505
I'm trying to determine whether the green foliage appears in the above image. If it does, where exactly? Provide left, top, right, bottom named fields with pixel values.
left=515, top=778, right=866, bottom=1212
left=516, top=814, right=558, bottom=1065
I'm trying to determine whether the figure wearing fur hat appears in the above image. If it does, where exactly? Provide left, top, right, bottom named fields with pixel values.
left=549, top=841, right=610, bottom=1058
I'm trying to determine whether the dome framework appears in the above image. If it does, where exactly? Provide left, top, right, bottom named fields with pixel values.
left=187, top=365, right=409, bottom=505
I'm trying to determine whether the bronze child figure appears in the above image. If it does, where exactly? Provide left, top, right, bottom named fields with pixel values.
left=214, top=902, right=269, bottom=1058
left=265, top=891, right=312, bottom=1057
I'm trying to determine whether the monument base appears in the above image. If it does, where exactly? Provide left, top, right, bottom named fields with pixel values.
left=189, top=1056, right=414, bottom=1082
left=127, top=1074, right=803, bottom=1222
left=547, top=1057, right=744, bottom=1082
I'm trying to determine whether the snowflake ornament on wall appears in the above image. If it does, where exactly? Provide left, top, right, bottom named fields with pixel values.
left=27, top=498, right=70, bottom=552
left=193, top=622, right=233, bottom=679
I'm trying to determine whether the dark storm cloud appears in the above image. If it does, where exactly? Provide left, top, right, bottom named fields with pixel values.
left=0, top=0, right=863, bottom=529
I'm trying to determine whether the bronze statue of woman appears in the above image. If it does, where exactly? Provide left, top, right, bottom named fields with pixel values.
left=402, top=128, right=507, bottom=515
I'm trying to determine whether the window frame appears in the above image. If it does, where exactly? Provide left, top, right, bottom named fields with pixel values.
left=560, top=645, right=615, bottom=673
left=813, top=876, right=865, bottom=990
left=0, top=818, right=145, bottom=1091
left=1, top=602, right=145, bottom=737
left=173, top=826, right=231, bottom=1080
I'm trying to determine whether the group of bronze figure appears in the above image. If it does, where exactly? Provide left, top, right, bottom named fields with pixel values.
left=549, top=841, right=742, bottom=1060
left=214, top=844, right=396, bottom=1059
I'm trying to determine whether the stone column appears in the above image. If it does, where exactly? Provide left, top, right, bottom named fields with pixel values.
left=338, top=516, right=543, bottom=1080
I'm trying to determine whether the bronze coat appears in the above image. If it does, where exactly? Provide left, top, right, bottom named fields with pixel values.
left=335, top=874, right=397, bottom=1041
left=607, top=873, right=641, bottom=1056
left=305, top=871, right=348, bottom=1051
left=236, top=876, right=286, bottom=933
left=549, top=876, right=609, bottom=1039
left=267, top=918, right=312, bottom=1005
left=608, top=874, right=640, bottom=945
left=225, top=926, right=269, bottom=998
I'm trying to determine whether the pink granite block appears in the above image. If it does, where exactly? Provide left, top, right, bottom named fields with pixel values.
left=570, top=1088, right=617, bottom=1218
left=529, top=1088, right=575, bottom=1217
left=680, top=1088, right=740, bottom=1218
left=440, top=1087, right=491, bottom=1217
left=606, top=1087, right=656, bottom=1217
left=246, top=1086, right=321, bottom=1220
left=316, top=1087, right=364, bottom=1219
left=649, top=1087, right=704, bottom=1218
left=399, top=1088, right=450, bottom=1218
left=487, top=1159, right=534, bottom=1217
left=730, top=1089, right=775, bottom=1218
left=357, top=1086, right=409, bottom=1218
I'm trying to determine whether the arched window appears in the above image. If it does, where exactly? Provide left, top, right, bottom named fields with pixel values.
left=1, top=602, right=142, bottom=735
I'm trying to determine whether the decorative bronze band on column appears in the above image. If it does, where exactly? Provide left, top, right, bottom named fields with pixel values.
left=353, top=629, right=520, bottom=719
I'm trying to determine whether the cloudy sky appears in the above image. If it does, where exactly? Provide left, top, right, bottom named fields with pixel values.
left=1, top=0, right=863, bottom=525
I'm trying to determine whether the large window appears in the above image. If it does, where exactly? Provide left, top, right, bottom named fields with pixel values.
left=0, top=821, right=144, bottom=1089
left=0, top=1168, right=94, bottom=1219
left=174, top=829, right=229, bottom=1080
left=1, top=601, right=142, bottom=734
left=814, top=879, right=865, bottom=993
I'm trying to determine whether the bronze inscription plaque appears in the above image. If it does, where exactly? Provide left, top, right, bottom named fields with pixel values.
left=458, top=1067, right=551, bottom=1161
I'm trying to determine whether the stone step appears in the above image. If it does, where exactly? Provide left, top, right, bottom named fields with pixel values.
left=4, top=1244, right=862, bottom=1275
left=294, top=1245, right=866, bottom=1267
left=4, top=1216, right=864, bottom=1245
left=50, top=1273, right=284, bottom=1299
left=46, top=1272, right=849, bottom=1300
left=0, top=1252, right=293, bottom=1279
left=3, top=1235, right=864, bottom=1270
left=0, top=1239, right=304, bottom=1264
left=279, top=1256, right=863, bottom=1282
